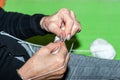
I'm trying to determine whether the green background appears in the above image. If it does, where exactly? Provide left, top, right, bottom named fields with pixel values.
left=4, top=0, right=120, bottom=60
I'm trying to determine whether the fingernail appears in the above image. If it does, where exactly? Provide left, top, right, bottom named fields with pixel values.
left=77, top=29, right=81, bottom=33
left=66, top=34, right=71, bottom=41
left=52, top=48, right=60, bottom=54
left=52, top=45, right=60, bottom=54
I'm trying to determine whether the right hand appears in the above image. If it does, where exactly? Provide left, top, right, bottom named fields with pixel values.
left=18, top=41, right=69, bottom=80
left=40, top=8, right=81, bottom=40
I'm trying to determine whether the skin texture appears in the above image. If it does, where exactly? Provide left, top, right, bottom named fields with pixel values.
left=18, top=8, right=81, bottom=80
left=40, top=8, right=81, bottom=40
left=18, top=42, right=69, bottom=80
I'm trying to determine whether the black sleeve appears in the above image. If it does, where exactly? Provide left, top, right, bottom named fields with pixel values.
left=0, top=8, right=48, bottom=40
left=15, top=71, right=23, bottom=80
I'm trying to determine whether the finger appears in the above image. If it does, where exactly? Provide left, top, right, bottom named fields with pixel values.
left=62, top=13, right=73, bottom=36
left=45, top=42, right=60, bottom=54
left=60, top=23, right=66, bottom=38
left=52, top=54, right=69, bottom=76
left=56, top=42, right=68, bottom=59
left=70, top=10, right=82, bottom=36
left=59, top=8, right=74, bottom=38
left=71, top=21, right=81, bottom=37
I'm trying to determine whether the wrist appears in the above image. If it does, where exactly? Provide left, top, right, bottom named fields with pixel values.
left=17, top=69, right=24, bottom=80
left=17, top=67, right=33, bottom=80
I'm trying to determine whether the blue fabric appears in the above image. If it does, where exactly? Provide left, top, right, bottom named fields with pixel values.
left=65, top=53, right=120, bottom=80
left=2, top=31, right=120, bottom=80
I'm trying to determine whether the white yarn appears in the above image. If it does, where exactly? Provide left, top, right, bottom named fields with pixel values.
left=90, top=38, right=116, bottom=59
left=28, top=37, right=116, bottom=79
left=71, top=38, right=116, bottom=60
left=54, top=37, right=116, bottom=60
left=54, top=36, right=61, bottom=42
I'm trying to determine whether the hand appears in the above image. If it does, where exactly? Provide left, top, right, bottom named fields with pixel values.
left=40, top=8, right=81, bottom=40
left=17, top=41, right=69, bottom=80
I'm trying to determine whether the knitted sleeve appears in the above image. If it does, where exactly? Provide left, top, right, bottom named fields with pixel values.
left=0, top=8, right=48, bottom=39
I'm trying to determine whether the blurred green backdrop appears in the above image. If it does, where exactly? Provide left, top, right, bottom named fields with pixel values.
left=4, top=0, right=120, bottom=60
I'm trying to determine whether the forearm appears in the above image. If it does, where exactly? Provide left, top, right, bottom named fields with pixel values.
left=0, top=8, right=47, bottom=40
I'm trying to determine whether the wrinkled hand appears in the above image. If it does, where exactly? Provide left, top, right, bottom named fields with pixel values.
left=40, top=8, right=81, bottom=40
left=18, top=41, right=69, bottom=80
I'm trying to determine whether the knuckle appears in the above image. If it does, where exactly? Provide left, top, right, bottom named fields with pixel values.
left=61, top=8, right=68, bottom=12
left=56, top=57, right=65, bottom=66
left=60, top=8, right=69, bottom=14
left=73, top=22, right=81, bottom=29
left=74, top=25, right=79, bottom=30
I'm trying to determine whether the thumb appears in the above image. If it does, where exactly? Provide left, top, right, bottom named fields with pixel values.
left=45, top=42, right=61, bottom=53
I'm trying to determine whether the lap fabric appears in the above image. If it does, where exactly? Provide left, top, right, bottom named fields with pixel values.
left=64, top=53, right=120, bottom=80
left=1, top=31, right=120, bottom=80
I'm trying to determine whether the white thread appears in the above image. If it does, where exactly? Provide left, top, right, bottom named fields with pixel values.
left=69, top=42, right=74, bottom=54
left=0, top=31, right=42, bottom=47
left=18, top=41, right=41, bottom=54
left=72, top=38, right=116, bottom=60
left=72, top=49, right=106, bottom=53
left=28, top=63, right=66, bottom=80
left=72, top=49, right=90, bottom=52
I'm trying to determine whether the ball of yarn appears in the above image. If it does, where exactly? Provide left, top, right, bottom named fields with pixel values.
left=90, top=38, right=116, bottom=59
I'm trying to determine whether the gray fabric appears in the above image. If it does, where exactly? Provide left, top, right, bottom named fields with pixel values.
left=18, top=40, right=42, bottom=57
left=64, top=53, right=120, bottom=80
left=21, top=41, right=120, bottom=80
left=1, top=31, right=120, bottom=80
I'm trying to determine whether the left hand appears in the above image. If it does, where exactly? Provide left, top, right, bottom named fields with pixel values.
left=18, top=41, right=69, bottom=80
left=40, top=8, right=81, bottom=40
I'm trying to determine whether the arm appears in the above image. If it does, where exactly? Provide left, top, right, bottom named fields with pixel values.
left=0, top=8, right=47, bottom=40
left=0, top=8, right=81, bottom=40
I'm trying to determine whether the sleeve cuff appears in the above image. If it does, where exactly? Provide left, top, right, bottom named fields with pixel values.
left=30, top=14, right=48, bottom=35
